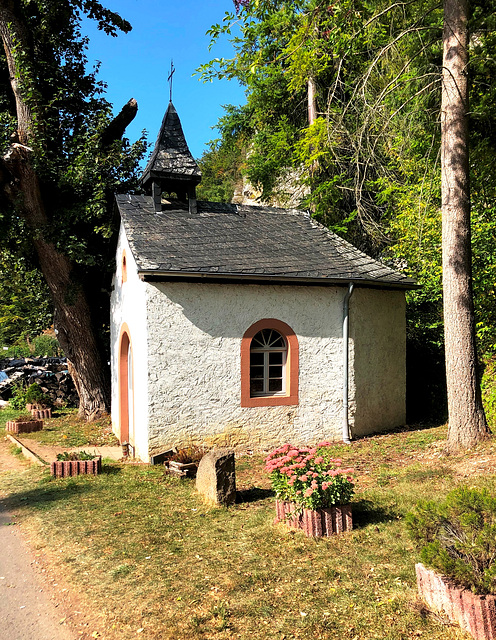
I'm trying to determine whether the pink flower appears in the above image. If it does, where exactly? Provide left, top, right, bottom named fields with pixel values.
left=314, top=456, right=324, bottom=464
left=318, top=441, right=332, bottom=447
left=299, top=475, right=308, bottom=482
left=304, top=488, right=314, bottom=497
left=322, top=482, right=329, bottom=490
left=311, top=480, right=318, bottom=489
left=312, top=472, right=318, bottom=479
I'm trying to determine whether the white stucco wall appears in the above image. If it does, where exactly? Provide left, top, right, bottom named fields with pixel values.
left=111, top=234, right=407, bottom=459
left=110, top=226, right=149, bottom=460
left=145, top=282, right=350, bottom=457
left=351, top=288, right=406, bottom=435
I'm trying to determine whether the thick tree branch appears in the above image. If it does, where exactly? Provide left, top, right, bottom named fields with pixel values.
left=100, top=98, right=138, bottom=147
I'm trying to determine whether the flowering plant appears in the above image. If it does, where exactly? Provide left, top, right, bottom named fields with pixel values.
left=265, top=443, right=354, bottom=511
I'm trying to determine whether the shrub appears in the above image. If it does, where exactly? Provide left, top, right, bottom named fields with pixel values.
left=10, top=382, right=28, bottom=410
left=482, top=358, right=496, bottom=429
left=406, top=487, right=496, bottom=594
left=14, top=412, right=38, bottom=422
left=170, top=445, right=205, bottom=464
left=32, top=334, right=62, bottom=357
left=56, top=451, right=96, bottom=461
left=25, top=383, right=51, bottom=407
left=265, top=443, right=355, bottom=511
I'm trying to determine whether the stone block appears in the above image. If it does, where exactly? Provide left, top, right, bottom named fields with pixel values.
left=195, top=449, right=236, bottom=506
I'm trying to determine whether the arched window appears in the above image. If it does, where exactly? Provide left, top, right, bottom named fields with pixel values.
left=122, top=251, right=127, bottom=284
left=241, top=319, right=299, bottom=407
left=250, top=329, right=286, bottom=396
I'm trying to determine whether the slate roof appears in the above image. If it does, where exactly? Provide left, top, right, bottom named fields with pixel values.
left=115, top=194, right=416, bottom=289
left=141, top=101, right=201, bottom=190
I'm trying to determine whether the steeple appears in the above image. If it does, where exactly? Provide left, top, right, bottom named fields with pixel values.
left=141, top=101, right=202, bottom=213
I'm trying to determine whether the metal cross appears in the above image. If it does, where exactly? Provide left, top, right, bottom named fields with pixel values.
left=168, top=60, right=175, bottom=102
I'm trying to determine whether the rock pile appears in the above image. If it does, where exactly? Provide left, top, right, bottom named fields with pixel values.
left=0, top=357, right=78, bottom=407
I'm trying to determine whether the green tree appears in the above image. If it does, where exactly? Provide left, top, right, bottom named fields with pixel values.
left=0, top=249, right=52, bottom=346
left=441, top=0, right=489, bottom=448
left=0, top=0, right=146, bottom=419
left=202, top=0, right=496, bottom=431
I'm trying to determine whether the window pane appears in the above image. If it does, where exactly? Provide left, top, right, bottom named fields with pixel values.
left=252, top=329, right=284, bottom=349
left=250, top=365, right=264, bottom=379
left=250, top=352, right=264, bottom=366
left=249, top=326, right=287, bottom=398
left=250, top=379, right=264, bottom=394
left=268, top=378, right=283, bottom=392
left=269, top=352, right=283, bottom=365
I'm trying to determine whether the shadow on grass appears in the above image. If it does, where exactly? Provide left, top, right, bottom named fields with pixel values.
left=351, top=498, right=401, bottom=529
left=236, top=487, right=274, bottom=503
left=0, top=481, right=95, bottom=513
left=101, top=464, right=122, bottom=475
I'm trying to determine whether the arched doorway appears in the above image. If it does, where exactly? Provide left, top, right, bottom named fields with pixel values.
left=119, top=326, right=134, bottom=445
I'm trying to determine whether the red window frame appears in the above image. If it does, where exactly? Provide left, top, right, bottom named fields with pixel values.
left=241, top=318, right=299, bottom=407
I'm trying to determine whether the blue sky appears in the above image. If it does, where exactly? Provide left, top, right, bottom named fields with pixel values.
left=83, top=0, right=245, bottom=160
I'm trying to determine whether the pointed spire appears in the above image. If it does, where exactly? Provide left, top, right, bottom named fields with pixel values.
left=141, top=102, right=201, bottom=207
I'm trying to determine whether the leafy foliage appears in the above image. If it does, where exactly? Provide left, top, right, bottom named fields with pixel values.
left=9, top=382, right=28, bottom=411
left=198, top=0, right=496, bottom=423
left=25, top=383, right=51, bottom=407
left=56, top=450, right=97, bottom=461
left=0, top=0, right=147, bottom=358
left=0, top=250, right=53, bottom=346
left=482, top=358, right=496, bottom=429
left=407, top=487, right=496, bottom=594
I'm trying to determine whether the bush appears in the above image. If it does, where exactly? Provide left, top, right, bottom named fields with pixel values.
left=10, top=382, right=28, bottom=410
left=3, top=342, right=31, bottom=358
left=25, top=383, right=51, bottom=407
left=265, top=443, right=355, bottom=511
left=56, top=451, right=96, bottom=461
left=32, top=334, right=61, bottom=357
left=1, top=333, right=62, bottom=359
left=14, top=412, right=37, bottom=422
left=406, top=487, right=496, bottom=594
left=482, top=357, right=496, bottom=429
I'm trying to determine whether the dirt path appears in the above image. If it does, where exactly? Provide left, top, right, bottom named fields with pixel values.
left=0, top=438, right=75, bottom=638
left=0, top=507, right=76, bottom=640
left=0, top=438, right=106, bottom=640
left=0, top=435, right=29, bottom=472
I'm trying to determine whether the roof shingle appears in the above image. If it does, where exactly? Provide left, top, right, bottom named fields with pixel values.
left=115, top=194, right=416, bottom=289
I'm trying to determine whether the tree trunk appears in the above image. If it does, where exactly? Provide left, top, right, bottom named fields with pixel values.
left=0, top=1, right=109, bottom=420
left=442, top=0, right=489, bottom=449
left=308, top=76, right=317, bottom=126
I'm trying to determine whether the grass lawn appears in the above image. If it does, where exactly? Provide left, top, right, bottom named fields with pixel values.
left=0, top=407, right=119, bottom=447
left=1, top=416, right=494, bottom=640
